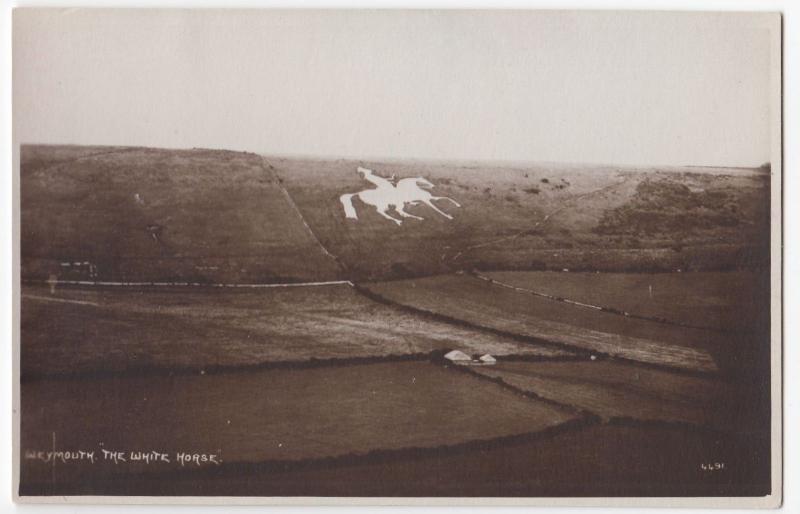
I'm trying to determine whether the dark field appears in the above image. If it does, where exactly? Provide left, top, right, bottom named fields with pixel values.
left=20, top=362, right=576, bottom=483
left=19, top=145, right=772, bottom=498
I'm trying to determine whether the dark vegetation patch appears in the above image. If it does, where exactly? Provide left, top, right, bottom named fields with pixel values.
left=594, top=179, right=745, bottom=236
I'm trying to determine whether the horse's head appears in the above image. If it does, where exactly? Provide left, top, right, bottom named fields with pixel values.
left=414, top=177, right=434, bottom=189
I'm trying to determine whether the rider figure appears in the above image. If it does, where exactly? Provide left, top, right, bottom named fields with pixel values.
left=358, top=167, right=396, bottom=188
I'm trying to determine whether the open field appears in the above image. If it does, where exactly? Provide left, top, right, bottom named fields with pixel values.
left=21, top=284, right=566, bottom=378
left=469, top=360, right=767, bottom=433
left=20, top=361, right=577, bottom=485
left=482, top=270, right=770, bottom=331
left=363, top=274, right=728, bottom=374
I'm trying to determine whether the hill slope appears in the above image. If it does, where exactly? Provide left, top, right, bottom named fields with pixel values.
left=21, top=145, right=341, bottom=282
left=273, top=157, right=770, bottom=279
left=21, top=146, right=770, bottom=282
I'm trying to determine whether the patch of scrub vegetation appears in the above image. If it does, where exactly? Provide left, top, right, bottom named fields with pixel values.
left=593, top=179, right=744, bottom=236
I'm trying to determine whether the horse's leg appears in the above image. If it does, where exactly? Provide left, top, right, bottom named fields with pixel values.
left=423, top=199, right=454, bottom=220
left=376, top=205, right=403, bottom=225
left=396, top=204, right=424, bottom=221
left=432, top=196, right=461, bottom=207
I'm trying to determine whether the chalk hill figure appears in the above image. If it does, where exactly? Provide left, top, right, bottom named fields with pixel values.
left=339, top=167, right=460, bottom=225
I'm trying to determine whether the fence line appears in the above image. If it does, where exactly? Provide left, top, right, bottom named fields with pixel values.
left=471, top=272, right=738, bottom=334
left=25, top=279, right=354, bottom=289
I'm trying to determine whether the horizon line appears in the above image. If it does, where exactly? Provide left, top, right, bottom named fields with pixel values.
left=18, top=142, right=769, bottom=171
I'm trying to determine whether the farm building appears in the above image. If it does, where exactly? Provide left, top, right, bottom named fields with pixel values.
left=479, top=354, right=497, bottom=365
left=444, top=350, right=472, bottom=363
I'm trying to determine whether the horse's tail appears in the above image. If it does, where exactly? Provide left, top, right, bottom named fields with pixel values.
left=340, top=193, right=359, bottom=220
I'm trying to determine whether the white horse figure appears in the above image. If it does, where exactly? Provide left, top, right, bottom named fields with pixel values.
left=339, top=167, right=460, bottom=225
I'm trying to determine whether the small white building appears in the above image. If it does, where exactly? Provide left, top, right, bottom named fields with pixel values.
left=479, top=354, right=497, bottom=365
left=444, top=350, right=472, bottom=364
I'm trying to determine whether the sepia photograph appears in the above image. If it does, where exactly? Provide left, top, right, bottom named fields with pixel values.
left=11, top=8, right=782, bottom=506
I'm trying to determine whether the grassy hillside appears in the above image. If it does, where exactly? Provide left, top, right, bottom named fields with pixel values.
left=274, top=157, right=770, bottom=279
left=21, top=145, right=770, bottom=282
left=21, top=145, right=341, bottom=282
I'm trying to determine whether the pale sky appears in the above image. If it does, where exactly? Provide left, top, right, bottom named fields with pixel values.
left=13, top=9, right=779, bottom=167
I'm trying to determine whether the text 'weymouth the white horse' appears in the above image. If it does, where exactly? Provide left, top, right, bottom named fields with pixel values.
left=339, top=167, right=460, bottom=225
